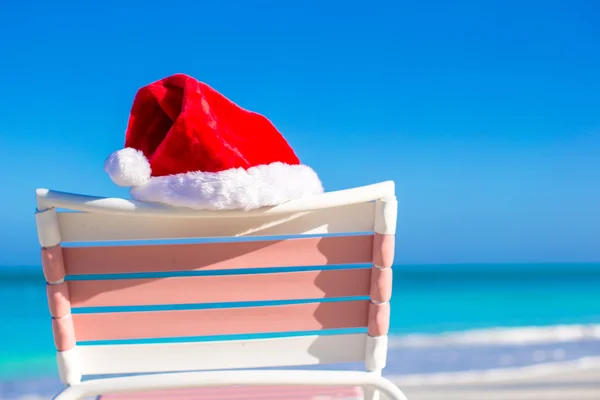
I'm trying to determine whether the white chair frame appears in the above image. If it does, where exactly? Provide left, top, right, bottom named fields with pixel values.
left=34, top=181, right=407, bottom=400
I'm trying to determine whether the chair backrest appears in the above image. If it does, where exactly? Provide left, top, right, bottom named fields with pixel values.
left=34, top=182, right=397, bottom=385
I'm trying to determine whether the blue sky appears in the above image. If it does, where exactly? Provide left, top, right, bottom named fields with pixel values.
left=0, top=0, right=599, bottom=266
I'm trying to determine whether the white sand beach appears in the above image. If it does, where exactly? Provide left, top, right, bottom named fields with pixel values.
left=394, top=365, right=600, bottom=399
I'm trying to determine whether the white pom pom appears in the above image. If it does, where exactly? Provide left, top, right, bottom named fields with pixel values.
left=104, top=148, right=151, bottom=187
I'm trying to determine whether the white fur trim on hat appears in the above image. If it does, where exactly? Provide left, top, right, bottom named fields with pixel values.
left=104, top=148, right=151, bottom=187
left=129, top=162, right=324, bottom=210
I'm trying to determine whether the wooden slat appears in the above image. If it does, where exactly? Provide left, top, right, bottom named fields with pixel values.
left=37, top=181, right=393, bottom=216
left=77, top=334, right=367, bottom=375
left=69, top=268, right=371, bottom=308
left=56, top=202, right=375, bottom=242
left=73, top=301, right=369, bottom=341
left=62, top=235, right=373, bottom=276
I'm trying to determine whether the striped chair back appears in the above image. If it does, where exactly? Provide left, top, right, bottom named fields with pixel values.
left=34, top=182, right=397, bottom=387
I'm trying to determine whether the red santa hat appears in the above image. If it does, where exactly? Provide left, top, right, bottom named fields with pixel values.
left=104, top=73, right=323, bottom=210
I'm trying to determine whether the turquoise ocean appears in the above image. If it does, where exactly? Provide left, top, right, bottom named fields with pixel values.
left=2, top=262, right=600, bottom=398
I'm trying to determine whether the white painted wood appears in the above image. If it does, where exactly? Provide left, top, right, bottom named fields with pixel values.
left=77, top=334, right=367, bottom=375
left=35, top=181, right=395, bottom=217
left=56, top=347, right=81, bottom=385
left=52, top=369, right=408, bottom=400
left=365, top=336, right=388, bottom=400
left=35, top=208, right=62, bottom=248
left=365, top=335, right=388, bottom=372
left=57, top=202, right=376, bottom=242
left=374, top=198, right=398, bottom=235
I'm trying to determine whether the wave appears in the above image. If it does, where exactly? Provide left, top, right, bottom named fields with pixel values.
left=389, top=324, right=600, bottom=348
left=388, top=356, right=600, bottom=386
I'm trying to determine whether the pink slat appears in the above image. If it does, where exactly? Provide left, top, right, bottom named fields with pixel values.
left=367, top=302, right=390, bottom=337
left=52, top=315, right=76, bottom=351
left=369, top=267, right=392, bottom=303
left=72, top=301, right=369, bottom=341
left=47, top=282, right=71, bottom=318
left=69, top=269, right=371, bottom=308
left=62, top=235, right=373, bottom=275
left=41, top=245, right=65, bottom=283
left=372, top=234, right=394, bottom=268
left=98, top=385, right=363, bottom=400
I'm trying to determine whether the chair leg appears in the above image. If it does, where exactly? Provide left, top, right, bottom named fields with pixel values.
left=363, top=385, right=381, bottom=400
left=364, top=368, right=383, bottom=400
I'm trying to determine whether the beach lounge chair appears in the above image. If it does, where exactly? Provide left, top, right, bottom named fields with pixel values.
left=34, top=181, right=406, bottom=400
